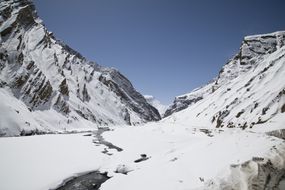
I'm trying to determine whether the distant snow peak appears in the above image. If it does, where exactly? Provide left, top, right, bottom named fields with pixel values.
left=144, top=95, right=168, bottom=116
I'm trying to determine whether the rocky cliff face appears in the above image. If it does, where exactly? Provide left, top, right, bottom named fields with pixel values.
left=164, top=31, right=285, bottom=129
left=0, top=0, right=160, bottom=136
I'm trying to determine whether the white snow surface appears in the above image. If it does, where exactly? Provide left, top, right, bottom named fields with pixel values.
left=101, top=124, right=285, bottom=190
left=0, top=123, right=284, bottom=190
left=0, top=133, right=107, bottom=190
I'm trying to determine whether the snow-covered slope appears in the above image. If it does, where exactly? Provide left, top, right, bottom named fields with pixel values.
left=0, top=0, right=160, bottom=136
left=101, top=125, right=285, bottom=190
left=144, top=95, right=168, bottom=116
left=164, top=31, right=285, bottom=131
left=1, top=124, right=284, bottom=190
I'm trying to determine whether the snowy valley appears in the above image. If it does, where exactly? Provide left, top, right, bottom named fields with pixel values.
left=0, top=0, right=285, bottom=190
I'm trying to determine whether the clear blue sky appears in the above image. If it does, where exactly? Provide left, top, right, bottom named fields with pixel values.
left=34, top=0, right=285, bottom=104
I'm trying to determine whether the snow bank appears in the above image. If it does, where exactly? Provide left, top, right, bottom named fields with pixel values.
left=100, top=123, right=285, bottom=190
left=0, top=133, right=109, bottom=190
left=0, top=123, right=284, bottom=190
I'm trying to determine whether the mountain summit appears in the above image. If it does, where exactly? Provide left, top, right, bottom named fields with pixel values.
left=144, top=95, right=168, bottom=116
left=0, top=0, right=160, bottom=136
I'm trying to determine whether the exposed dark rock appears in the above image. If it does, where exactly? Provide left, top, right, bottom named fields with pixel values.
left=17, top=52, right=24, bottom=64
left=164, top=96, right=203, bottom=117
left=82, top=84, right=90, bottom=102
left=215, top=110, right=230, bottom=128
left=250, top=159, right=284, bottom=190
left=266, top=129, right=285, bottom=140
left=38, top=81, right=53, bottom=100
left=59, top=78, right=69, bottom=97
left=262, top=107, right=269, bottom=115
left=241, top=122, right=248, bottom=130
left=227, top=122, right=235, bottom=128
left=53, top=171, right=110, bottom=190
left=122, top=108, right=131, bottom=125
left=236, top=110, right=245, bottom=118
left=245, top=77, right=254, bottom=87
left=75, top=109, right=97, bottom=123
left=134, top=154, right=150, bottom=163
left=1, top=5, right=12, bottom=20
left=256, top=117, right=268, bottom=125
left=199, top=129, right=214, bottom=137
left=53, top=95, right=70, bottom=115
left=26, top=61, right=35, bottom=70
left=26, top=78, right=53, bottom=109
left=13, top=74, right=29, bottom=88
left=211, top=116, right=216, bottom=123
left=0, top=81, right=7, bottom=88
left=281, top=104, right=285, bottom=113
left=99, top=70, right=161, bottom=122
left=20, top=128, right=46, bottom=136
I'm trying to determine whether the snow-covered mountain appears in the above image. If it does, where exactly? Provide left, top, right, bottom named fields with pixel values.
left=164, top=31, right=285, bottom=130
left=0, top=1, right=284, bottom=189
left=0, top=0, right=160, bottom=136
left=144, top=95, right=168, bottom=116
